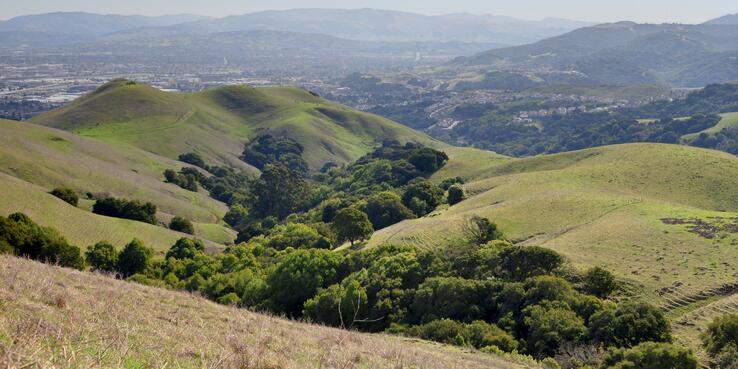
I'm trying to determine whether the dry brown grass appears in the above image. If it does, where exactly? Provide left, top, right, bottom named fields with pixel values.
left=0, top=256, right=541, bottom=369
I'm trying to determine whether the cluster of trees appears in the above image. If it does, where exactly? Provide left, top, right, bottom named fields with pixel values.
left=49, top=187, right=79, bottom=206
left=86, top=239, right=155, bottom=277
left=690, top=127, right=738, bottom=155
left=163, top=142, right=456, bottom=250
left=164, top=168, right=199, bottom=191
left=0, top=210, right=704, bottom=368
left=431, top=83, right=738, bottom=158
left=0, top=213, right=84, bottom=269
left=91, top=216, right=687, bottom=367
left=219, top=142, right=454, bottom=247
left=450, top=109, right=722, bottom=157
left=242, top=134, right=308, bottom=173
left=92, top=196, right=157, bottom=224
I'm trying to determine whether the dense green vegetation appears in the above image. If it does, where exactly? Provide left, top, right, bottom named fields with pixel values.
left=434, top=83, right=738, bottom=157
left=2, top=212, right=678, bottom=365
left=169, top=216, right=194, bottom=234
left=49, top=187, right=79, bottom=206
left=701, top=314, right=738, bottom=369
left=242, top=134, right=309, bottom=173
left=167, top=142, right=450, bottom=248
left=0, top=213, right=84, bottom=269
left=92, top=196, right=158, bottom=224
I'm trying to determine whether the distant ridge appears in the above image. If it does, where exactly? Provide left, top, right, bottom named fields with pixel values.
left=704, top=13, right=738, bottom=25
left=455, top=21, right=738, bottom=86
left=31, top=79, right=440, bottom=171
left=0, top=8, right=591, bottom=47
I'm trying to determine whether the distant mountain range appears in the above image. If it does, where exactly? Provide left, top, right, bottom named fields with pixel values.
left=61, top=30, right=504, bottom=68
left=455, top=21, right=738, bottom=87
left=704, top=14, right=738, bottom=25
left=119, top=8, right=592, bottom=45
left=0, top=9, right=591, bottom=47
left=0, top=12, right=210, bottom=44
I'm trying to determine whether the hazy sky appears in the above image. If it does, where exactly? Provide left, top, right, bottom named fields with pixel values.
left=0, top=0, right=736, bottom=23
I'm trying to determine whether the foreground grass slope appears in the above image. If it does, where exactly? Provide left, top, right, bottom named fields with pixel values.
left=371, top=144, right=738, bottom=309
left=0, top=255, right=540, bottom=369
left=31, top=79, right=439, bottom=171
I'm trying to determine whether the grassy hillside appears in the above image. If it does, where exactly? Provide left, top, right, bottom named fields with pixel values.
left=0, top=255, right=540, bottom=369
left=32, top=79, right=440, bottom=171
left=0, top=173, right=223, bottom=253
left=0, top=118, right=234, bottom=246
left=682, top=112, right=738, bottom=140
left=369, top=144, right=738, bottom=310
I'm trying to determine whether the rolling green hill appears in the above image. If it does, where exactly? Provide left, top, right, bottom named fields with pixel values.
left=0, top=255, right=542, bottom=369
left=0, top=118, right=235, bottom=246
left=0, top=173, right=223, bottom=254
left=31, top=79, right=439, bottom=171
left=370, top=144, right=738, bottom=320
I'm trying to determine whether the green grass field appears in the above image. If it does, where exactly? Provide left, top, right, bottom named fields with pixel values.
left=682, top=112, right=738, bottom=141
left=369, top=143, right=738, bottom=351
left=0, top=173, right=223, bottom=254
left=31, top=80, right=440, bottom=171
left=0, top=119, right=227, bottom=224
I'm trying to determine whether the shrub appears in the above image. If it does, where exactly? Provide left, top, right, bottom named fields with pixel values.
left=85, top=241, right=118, bottom=272
left=217, top=292, right=241, bottom=306
left=49, top=187, right=79, bottom=206
left=583, top=266, right=618, bottom=298
left=401, top=178, right=443, bottom=217
left=524, top=301, right=587, bottom=358
left=266, top=249, right=344, bottom=316
left=407, top=319, right=467, bottom=346
left=462, top=216, right=503, bottom=245
left=117, top=239, right=153, bottom=277
left=589, top=301, right=671, bottom=347
left=362, top=191, right=415, bottom=229
left=92, top=197, right=157, bottom=224
left=447, top=184, right=465, bottom=206
left=166, top=238, right=204, bottom=260
left=410, top=277, right=493, bottom=323
left=497, top=246, right=563, bottom=281
left=599, top=342, right=696, bottom=369
left=224, top=204, right=248, bottom=227
left=303, top=276, right=369, bottom=328
left=0, top=213, right=84, bottom=269
left=465, top=320, right=518, bottom=352
left=702, top=314, right=738, bottom=356
left=169, top=216, right=194, bottom=234
left=163, top=169, right=198, bottom=191
left=178, top=152, right=208, bottom=170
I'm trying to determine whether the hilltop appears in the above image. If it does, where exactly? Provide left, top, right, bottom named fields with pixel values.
left=31, top=80, right=438, bottom=172
left=454, top=22, right=738, bottom=87
left=704, top=14, right=738, bottom=25
left=0, top=255, right=540, bottom=369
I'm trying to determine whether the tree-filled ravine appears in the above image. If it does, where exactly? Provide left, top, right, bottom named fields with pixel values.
left=421, top=82, right=738, bottom=157
left=2, top=134, right=732, bottom=368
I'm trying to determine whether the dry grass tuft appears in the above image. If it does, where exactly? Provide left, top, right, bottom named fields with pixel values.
left=0, top=255, right=540, bottom=369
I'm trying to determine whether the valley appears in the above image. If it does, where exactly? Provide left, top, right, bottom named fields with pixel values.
left=2, top=5, right=738, bottom=369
